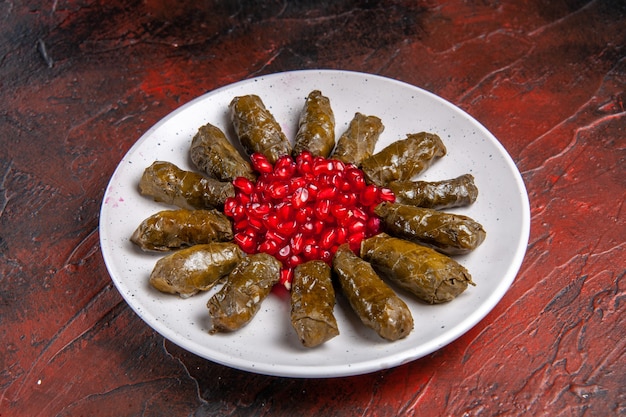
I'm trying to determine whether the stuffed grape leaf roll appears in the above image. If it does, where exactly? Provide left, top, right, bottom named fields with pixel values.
left=149, top=242, right=245, bottom=298
left=332, top=244, right=413, bottom=341
left=292, top=90, right=335, bottom=158
left=139, top=161, right=235, bottom=210
left=190, top=123, right=255, bottom=182
left=207, top=253, right=281, bottom=333
left=290, top=261, right=339, bottom=347
left=229, top=94, right=292, bottom=164
left=360, top=132, right=446, bottom=186
left=130, top=209, right=233, bottom=251
left=330, top=112, right=383, bottom=166
left=374, top=202, right=486, bottom=255
left=360, top=233, right=474, bottom=304
left=388, top=174, right=478, bottom=210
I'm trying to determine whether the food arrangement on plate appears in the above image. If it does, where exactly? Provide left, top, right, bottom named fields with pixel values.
left=130, top=90, right=486, bottom=348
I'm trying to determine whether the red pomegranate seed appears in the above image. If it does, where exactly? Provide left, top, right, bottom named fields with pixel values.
left=232, top=204, right=245, bottom=219
left=243, top=226, right=257, bottom=238
left=379, top=187, right=396, bottom=202
left=339, top=192, right=357, bottom=206
left=250, top=153, right=273, bottom=173
left=319, top=249, right=332, bottom=263
left=248, top=202, right=271, bottom=217
left=366, top=216, right=381, bottom=233
left=268, top=182, right=290, bottom=199
left=320, top=228, right=337, bottom=249
left=312, top=219, right=325, bottom=234
left=258, top=239, right=279, bottom=255
left=302, top=243, right=319, bottom=260
left=330, top=205, right=350, bottom=222
left=276, top=203, right=292, bottom=221
left=290, top=177, right=307, bottom=190
left=280, top=269, right=293, bottom=289
left=290, top=233, right=304, bottom=254
left=352, top=207, right=368, bottom=221
left=348, top=219, right=366, bottom=234
left=361, top=185, right=379, bottom=205
left=287, top=254, right=302, bottom=268
left=292, top=187, right=309, bottom=208
left=234, top=233, right=256, bottom=253
left=336, top=226, right=348, bottom=244
left=247, top=216, right=264, bottom=231
left=315, top=199, right=331, bottom=220
left=300, top=221, right=315, bottom=234
left=331, top=174, right=348, bottom=190
left=306, top=183, right=319, bottom=198
left=333, top=160, right=346, bottom=171
left=296, top=157, right=313, bottom=174
left=346, top=168, right=366, bottom=190
left=277, top=220, right=297, bottom=235
left=295, top=207, right=311, bottom=223
left=277, top=244, right=291, bottom=261
left=313, top=159, right=334, bottom=176
left=274, top=157, right=295, bottom=179
left=223, top=198, right=237, bottom=217
left=265, top=229, right=287, bottom=245
left=232, top=177, right=255, bottom=194
left=263, top=213, right=279, bottom=230
left=225, top=152, right=394, bottom=289
left=237, top=193, right=250, bottom=206
left=348, top=231, right=366, bottom=249
left=317, top=186, right=337, bottom=200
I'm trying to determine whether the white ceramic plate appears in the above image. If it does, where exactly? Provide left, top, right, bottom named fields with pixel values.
left=100, top=70, right=530, bottom=378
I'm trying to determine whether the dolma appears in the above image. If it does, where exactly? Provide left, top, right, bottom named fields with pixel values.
left=360, top=132, right=446, bottom=186
left=374, top=202, right=486, bottom=255
left=360, top=233, right=474, bottom=304
left=292, top=90, right=335, bottom=158
left=229, top=94, right=292, bottom=164
left=130, top=209, right=233, bottom=251
left=388, top=174, right=478, bottom=210
left=331, top=113, right=384, bottom=166
left=290, top=260, right=339, bottom=347
left=332, top=244, right=413, bottom=341
left=139, top=161, right=235, bottom=210
left=149, top=242, right=245, bottom=298
left=190, top=122, right=256, bottom=182
left=207, top=253, right=281, bottom=333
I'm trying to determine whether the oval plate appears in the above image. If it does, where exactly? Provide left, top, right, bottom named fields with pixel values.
left=100, top=70, right=530, bottom=378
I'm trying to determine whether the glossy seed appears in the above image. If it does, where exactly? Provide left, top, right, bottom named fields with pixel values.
left=320, top=228, right=337, bottom=249
left=250, top=153, right=273, bottom=173
left=234, top=233, right=256, bottom=253
left=277, top=203, right=292, bottom=221
left=280, top=269, right=293, bottom=289
left=268, top=182, right=290, bottom=199
left=348, top=219, right=366, bottom=234
left=318, top=186, right=338, bottom=200
left=295, top=207, right=311, bottom=223
left=233, top=177, right=255, bottom=194
left=258, top=239, right=279, bottom=255
left=290, top=233, right=304, bottom=254
left=314, top=199, right=331, bottom=220
left=292, top=187, right=309, bottom=208
left=379, top=187, right=396, bottom=202
left=361, top=185, right=379, bottom=205
left=278, top=220, right=297, bottom=235
left=302, top=243, right=319, bottom=260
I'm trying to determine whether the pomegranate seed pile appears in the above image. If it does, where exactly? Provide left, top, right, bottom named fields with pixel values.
left=223, top=151, right=395, bottom=289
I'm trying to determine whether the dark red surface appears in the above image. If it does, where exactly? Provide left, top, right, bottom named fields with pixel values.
left=1, top=1, right=624, bottom=416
